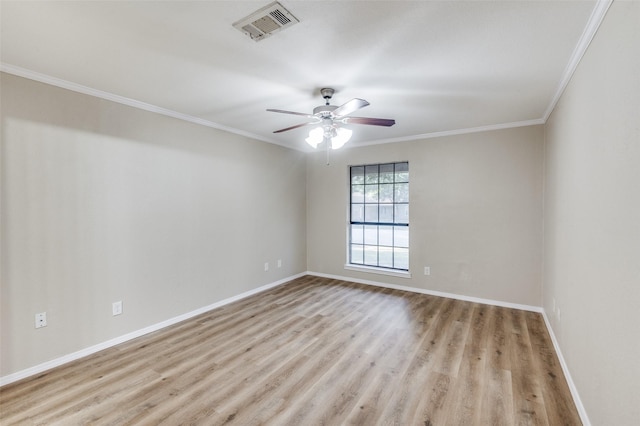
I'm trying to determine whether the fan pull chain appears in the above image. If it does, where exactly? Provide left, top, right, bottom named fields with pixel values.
left=326, top=137, right=331, bottom=165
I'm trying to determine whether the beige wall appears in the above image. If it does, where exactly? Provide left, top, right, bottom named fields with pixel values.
left=0, top=73, right=307, bottom=376
left=307, top=125, right=544, bottom=306
left=3, top=3, right=638, bottom=422
left=543, top=1, right=640, bottom=424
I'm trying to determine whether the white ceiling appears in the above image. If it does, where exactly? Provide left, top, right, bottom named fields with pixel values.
left=1, top=1, right=606, bottom=151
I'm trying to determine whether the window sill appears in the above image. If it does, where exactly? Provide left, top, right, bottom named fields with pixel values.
left=344, top=264, right=412, bottom=279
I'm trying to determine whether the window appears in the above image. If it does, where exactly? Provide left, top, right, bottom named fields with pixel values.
left=349, top=162, right=409, bottom=271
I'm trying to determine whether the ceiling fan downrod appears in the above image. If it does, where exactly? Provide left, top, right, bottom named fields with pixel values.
left=320, top=88, right=335, bottom=105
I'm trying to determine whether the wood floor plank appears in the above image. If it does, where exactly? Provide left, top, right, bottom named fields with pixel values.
left=442, top=304, right=489, bottom=425
left=525, top=311, right=581, bottom=426
left=0, top=276, right=582, bottom=425
left=509, top=309, right=549, bottom=425
left=480, top=306, right=516, bottom=425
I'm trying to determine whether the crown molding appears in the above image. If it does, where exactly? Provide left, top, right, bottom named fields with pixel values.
left=1, top=0, right=612, bottom=152
left=353, top=118, right=546, bottom=148
left=542, top=0, right=613, bottom=121
left=0, top=63, right=306, bottom=151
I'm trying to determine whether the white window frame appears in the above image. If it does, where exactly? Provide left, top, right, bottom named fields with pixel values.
left=346, top=162, right=410, bottom=277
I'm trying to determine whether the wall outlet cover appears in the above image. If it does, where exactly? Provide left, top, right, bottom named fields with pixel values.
left=35, top=312, right=47, bottom=329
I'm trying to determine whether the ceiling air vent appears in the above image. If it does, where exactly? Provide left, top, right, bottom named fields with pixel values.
left=233, top=1, right=299, bottom=42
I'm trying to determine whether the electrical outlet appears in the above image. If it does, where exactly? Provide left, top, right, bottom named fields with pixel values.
left=277, top=259, right=282, bottom=268
left=264, top=262, right=269, bottom=272
left=35, top=312, right=47, bottom=329
left=112, top=301, right=123, bottom=316
left=424, top=266, right=431, bottom=276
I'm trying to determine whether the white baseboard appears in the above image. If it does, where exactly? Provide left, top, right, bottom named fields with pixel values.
left=541, top=310, right=591, bottom=426
left=2, top=270, right=589, bottom=426
left=0, top=272, right=306, bottom=387
left=307, top=270, right=543, bottom=313
left=306, top=271, right=589, bottom=425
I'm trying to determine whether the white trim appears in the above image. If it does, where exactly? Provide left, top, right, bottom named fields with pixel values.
left=2, top=61, right=544, bottom=151
left=541, top=310, right=591, bottom=426
left=0, top=272, right=306, bottom=387
left=542, top=0, right=613, bottom=121
left=2, top=270, right=586, bottom=425
left=0, top=62, right=545, bottom=150
left=308, top=271, right=542, bottom=313
left=0, top=63, right=306, bottom=152
left=320, top=267, right=588, bottom=423
left=0, top=1, right=611, bottom=153
left=352, top=119, right=546, bottom=148
left=344, top=264, right=411, bottom=279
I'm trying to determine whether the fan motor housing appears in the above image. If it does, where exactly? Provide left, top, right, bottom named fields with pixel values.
left=313, top=105, right=338, bottom=116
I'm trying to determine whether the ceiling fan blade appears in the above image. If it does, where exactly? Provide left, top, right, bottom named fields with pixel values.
left=344, top=117, right=396, bottom=127
left=273, top=122, right=315, bottom=133
left=332, top=98, right=370, bottom=117
left=267, top=108, right=315, bottom=119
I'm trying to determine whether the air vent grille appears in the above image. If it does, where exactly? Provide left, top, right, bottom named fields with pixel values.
left=233, top=1, right=299, bottom=42
left=270, top=9, right=291, bottom=26
left=253, top=16, right=281, bottom=34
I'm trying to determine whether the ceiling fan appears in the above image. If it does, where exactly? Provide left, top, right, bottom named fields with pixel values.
left=267, top=88, right=395, bottom=150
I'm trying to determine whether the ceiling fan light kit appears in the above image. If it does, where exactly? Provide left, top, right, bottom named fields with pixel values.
left=267, top=88, right=395, bottom=150
left=305, top=126, right=353, bottom=150
left=330, top=128, right=352, bottom=150
left=305, top=127, right=324, bottom=149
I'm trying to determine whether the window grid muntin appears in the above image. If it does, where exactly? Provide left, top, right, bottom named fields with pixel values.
left=349, top=162, right=408, bottom=271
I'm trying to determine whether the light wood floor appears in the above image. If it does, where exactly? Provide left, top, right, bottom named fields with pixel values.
left=1, top=275, right=581, bottom=425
